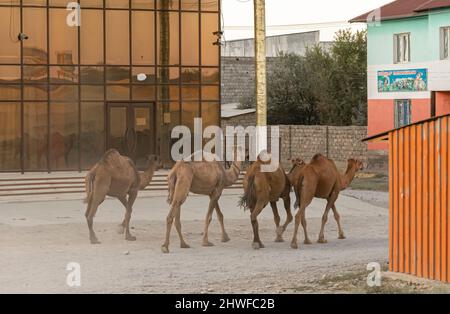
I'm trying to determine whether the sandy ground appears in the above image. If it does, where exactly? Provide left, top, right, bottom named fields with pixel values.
left=0, top=190, right=390, bottom=294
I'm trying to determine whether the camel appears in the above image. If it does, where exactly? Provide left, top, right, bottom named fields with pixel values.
left=84, top=149, right=162, bottom=244
left=162, top=148, right=243, bottom=253
left=240, top=153, right=293, bottom=249
left=288, top=154, right=363, bottom=249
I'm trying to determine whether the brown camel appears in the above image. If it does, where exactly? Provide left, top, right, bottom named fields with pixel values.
left=84, top=149, right=162, bottom=244
left=288, top=154, right=363, bottom=249
left=240, top=153, right=293, bottom=249
left=162, top=149, right=243, bottom=253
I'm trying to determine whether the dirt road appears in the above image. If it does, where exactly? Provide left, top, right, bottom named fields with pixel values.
left=0, top=191, right=389, bottom=293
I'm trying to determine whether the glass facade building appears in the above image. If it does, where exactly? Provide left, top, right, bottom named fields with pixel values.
left=0, top=0, right=221, bottom=171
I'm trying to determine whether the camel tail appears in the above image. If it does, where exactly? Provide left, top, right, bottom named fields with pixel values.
left=239, top=174, right=256, bottom=211
left=84, top=171, right=95, bottom=204
left=294, top=174, right=304, bottom=210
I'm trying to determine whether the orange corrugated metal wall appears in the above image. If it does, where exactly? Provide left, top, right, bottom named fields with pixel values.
left=389, top=115, right=449, bottom=282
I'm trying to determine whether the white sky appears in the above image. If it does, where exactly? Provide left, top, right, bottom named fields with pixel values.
left=222, top=0, right=394, bottom=40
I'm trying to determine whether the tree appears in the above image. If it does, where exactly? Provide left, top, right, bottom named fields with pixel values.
left=239, top=29, right=368, bottom=126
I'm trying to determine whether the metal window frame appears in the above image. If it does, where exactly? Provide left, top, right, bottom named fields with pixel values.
left=0, top=0, right=222, bottom=173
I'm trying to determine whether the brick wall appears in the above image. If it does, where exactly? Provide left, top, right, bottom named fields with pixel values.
left=221, top=57, right=277, bottom=104
left=220, top=118, right=379, bottom=170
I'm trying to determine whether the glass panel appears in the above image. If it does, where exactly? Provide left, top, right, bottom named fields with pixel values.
left=80, top=66, right=104, bottom=84
left=157, top=11, right=179, bottom=66
left=182, top=102, right=199, bottom=133
left=132, top=67, right=156, bottom=84
left=201, top=68, right=219, bottom=84
left=106, top=67, right=130, bottom=84
left=182, top=85, right=199, bottom=100
left=49, top=9, right=78, bottom=65
left=158, top=67, right=179, bottom=84
left=0, top=66, right=21, bottom=83
left=80, top=0, right=103, bottom=8
left=106, top=0, right=129, bottom=8
left=81, top=85, right=104, bottom=101
left=50, top=103, right=79, bottom=170
left=0, top=85, right=21, bottom=101
left=109, top=106, right=127, bottom=154
left=23, top=66, right=48, bottom=83
left=81, top=9, right=104, bottom=65
left=157, top=0, right=179, bottom=10
left=106, top=10, right=130, bottom=65
left=201, top=14, right=219, bottom=66
left=0, top=103, right=21, bottom=170
left=24, top=102, right=48, bottom=170
left=81, top=102, right=104, bottom=169
left=201, top=85, right=219, bottom=100
left=24, top=85, right=48, bottom=101
left=132, top=85, right=156, bottom=101
left=50, top=85, right=79, bottom=101
left=181, top=67, right=200, bottom=83
left=50, top=66, right=79, bottom=83
left=181, top=13, right=199, bottom=66
left=23, top=8, right=47, bottom=64
left=201, top=0, right=219, bottom=11
left=107, top=85, right=130, bottom=100
left=159, top=85, right=179, bottom=101
left=201, top=102, right=219, bottom=129
left=132, top=11, right=155, bottom=65
left=23, top=0, right=46, bottom=5
left=181, top=0, right=198, bottom=11
left=0, top=7, right=20, bottom=64
left=132, top=0, right=155, bottom=9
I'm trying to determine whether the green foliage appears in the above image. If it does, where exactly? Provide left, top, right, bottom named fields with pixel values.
left=240, top=29, right=368, bottom=126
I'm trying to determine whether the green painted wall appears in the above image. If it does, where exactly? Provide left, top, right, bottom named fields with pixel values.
left=367, top=9, right=450, bottom=66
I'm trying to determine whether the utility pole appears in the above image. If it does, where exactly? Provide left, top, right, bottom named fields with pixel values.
left=254, top=0, right=267, bottom=154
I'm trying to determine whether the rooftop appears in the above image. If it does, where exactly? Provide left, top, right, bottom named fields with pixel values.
left=350, top=0, right=450, bottom=23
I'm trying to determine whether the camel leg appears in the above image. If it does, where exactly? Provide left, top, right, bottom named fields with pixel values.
left=270, top=201, right=283, bottom=242
left=251, top=201, right=266, bottom=249
left=85, top=193, right=105, bottom=245
left=276, top=195, right=293, bottom=241
left=332, top=205, right=346, bottom=239
left=174, top=206, right=190, bottom=249
left=215, top=203, right=230, bottom=243
left=161, top=207, right=176, bottom=253
left=290, top=209, right=302, bottom=249
left=123, top=191, right=137, bottom=241
left=202, top=199, right=217, bottom=247
left=117, top=196, right=128, bottom=235
left=300, top=207, right=312, bottom=244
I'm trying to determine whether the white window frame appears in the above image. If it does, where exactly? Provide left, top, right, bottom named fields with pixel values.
left=394, top=99, right=412, bottom=128
left=393, top=33, right=411, bottom=64
left=440, top=26, right=450, bottom=60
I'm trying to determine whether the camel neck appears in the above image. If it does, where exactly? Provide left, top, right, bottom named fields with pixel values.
left=341, top=165, right=357, bottom=190
left=224, top=161, right=241, bottom=187
left=139, top=163, right=157, bottom=189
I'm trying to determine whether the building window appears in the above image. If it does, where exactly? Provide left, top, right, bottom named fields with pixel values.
left=395, top=100, right=411, bottom=128
left=394, top=33, right=410, bottom=63
left=441, top=27, right=450, bottom=60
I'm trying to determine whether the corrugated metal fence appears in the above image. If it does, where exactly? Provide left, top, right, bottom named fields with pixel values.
left=389, top=115, right=449, bottom=282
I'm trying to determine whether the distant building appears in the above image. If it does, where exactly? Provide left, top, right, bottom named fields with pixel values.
left=222, top=31, right=332, bottom=57
left=351, top=0, right=450, bottom=150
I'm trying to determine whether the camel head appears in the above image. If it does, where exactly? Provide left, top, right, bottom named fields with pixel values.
left=288, top=157, right=305, bottom=174
left=147, top=154, right=163, bottom=171
left=347, top=158, right=364, bottom=172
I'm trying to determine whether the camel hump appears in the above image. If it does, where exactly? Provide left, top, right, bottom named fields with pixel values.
left=99, top=149, right=121, bottom=164
left=312, top=153, right=325, bottom=161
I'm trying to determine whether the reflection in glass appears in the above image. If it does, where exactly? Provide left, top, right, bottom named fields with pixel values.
left=0, top=85, right=21, bottom=101
left=50, top=85, right=79, bottom=101
left=24, top=102, right=48, bottom=170
left=0, top=7, right=20, bottom=64
left=132, top=67, right=156, bottom=84
left=201, top=85, right=219, bottom=101
left=81, top=102, right=104, bottom=169
left=201, top=68, right=219, bottom=84
left=0, top=103, right=21, bottom=170
left=132, top=11, right=155, bottom=65
left=201, top=14, right=219, bottom=66
left=23, top=8, right=48, bottom=64
left=81, top=9, right=103, bottom=65
left=107, top=85, right=130, bottom=100
left=106, top=67, right=130, bottom=84
left=50, top=103, right=79, bottom=170
left=49, top=9, right=78, bottom=65
left=23, top=66, right=47, bottom=84
left=81, top=85, right=104, bottom=101
left=50, top=66, right=79, bottom=83
left=108, top=106, right=127, bottom=155
left=106, top=10, right=130, bottom=65
left=0, top=66, right=21, bottom=83
left=80, top=66, right=104, bottom=84
left=181, top=13, right=199, bottom=65
left=24, top=85, right=48, bottom=101
left=132, top=85, right=156, bottom=101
